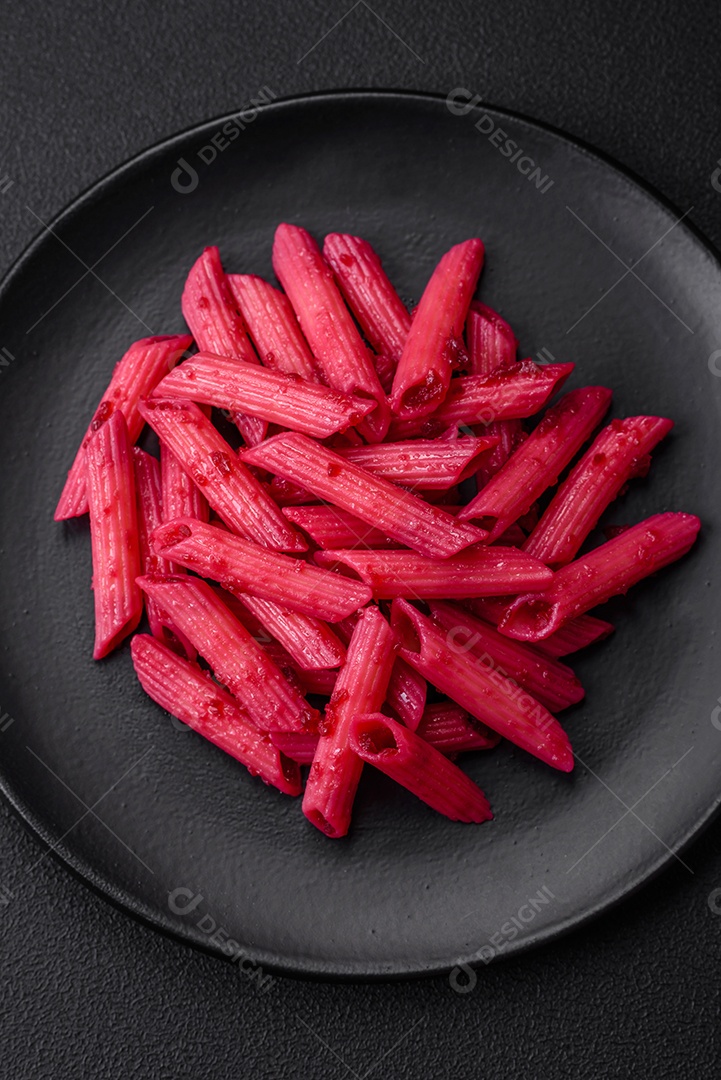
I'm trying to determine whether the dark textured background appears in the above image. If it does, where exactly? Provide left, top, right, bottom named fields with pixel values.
left=1, top=1, right=720, bottom=1076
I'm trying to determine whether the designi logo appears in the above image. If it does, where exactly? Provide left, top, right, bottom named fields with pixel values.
left=171, top=88, right=277, bottom=195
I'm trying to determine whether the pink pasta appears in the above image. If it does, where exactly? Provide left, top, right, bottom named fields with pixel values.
left=467, top=597, right=615, bottom=658
left=85, top=410, right=143, bottom=658
left=349, top=713, right=492, bottom=823
left=140, top=397, right=304, bottom=551
left=269, top=731, right=320, bottom=766
left=55, top=333, right=191, bottom=520
left=134, top=447, right=195, bottom=658
left=155, top=352, right=375, bottom=439
left=459, top=386, right=613, bottom=540
left=181, top=246, right=266, bottom=446
left=465, top=301, right=517, bottom=375
left=500, top=512, right=701, bottom=641
left=523, top=415, right=674, bottom=568
left=137, top=574, right=320, bottom=733
left=272, top=223, right=390, bottom=442
left=160, top=439, right=209, bottom=526
left=388, top=361, right=574, bottom=440
left=57, top=226, right=701, bottom=838
left=386, top=659, right=427, bottom=730
left=390, top=239, right=484, bottom=418
left=151, top=518, right=371, bottom=621
left=332, top=434, right=499, bottom=490
left=323, top=232, right=411, bottom=368
left=428, top=600, right=584, bottom=712
left=132, top=634, right=301, bottom=794
left=314, top=546, right=553, bottom=599
left=415, top=703, right=501, bottom=754
left=303, top=605, right=397, bottom=837
left=227, top=274, right=324, bottom=383
left=241, top=432, right=487, bottom=558
left=233, top=594, right=346, bottom=671
left=465, top=301, right=525, bottom=487
left=391, top=599, right=574, bottom=772
left=282, top=505, right=401, bottom=550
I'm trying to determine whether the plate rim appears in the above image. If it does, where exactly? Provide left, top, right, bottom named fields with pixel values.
left=1, top=88, right=720, bottom=980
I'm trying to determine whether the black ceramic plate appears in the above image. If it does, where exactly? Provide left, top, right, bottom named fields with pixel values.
left=0, top=92, right=719, bottom=979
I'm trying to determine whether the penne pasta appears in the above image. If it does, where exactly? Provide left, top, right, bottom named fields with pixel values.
left=428, top=600, right=584, bottom=711
left=349, top=713, right=492, bottom=822
left=391, top=599, right=574, bottom=771
left=523, top=415, right=674, bottom=568
left=151, top=517, right=371, bottom=621
left=415, top=702, right=501, bottom=754
left=466, top=597, right=615, bottom=657
left=314, top=546, right=553, bottom=599
left=272, top=223, right=390, bottom=441
left=303, top=605, right=397, bottom=837
left=86, top=410, right=143, bottom=658
left=500, top=512, right=701, bottom=640
left=137, top=574, right=320, bottom=733
left=373, top=351, right=397, bottom=395
left=388, top=361, right=574, bottom=440
left=386, top=659, right=427, bottom=730
left=268, top=731, right=320, bottom=766
left=332, top=434, right=499, bottom=490
left=323, top=232, right=411, bottom=369
left=154, top=352, right=375, bottom=439
left=55, top=224, right=702, bottom=839
left=131, top=634, right=301, bottom=794
left=465, top=301, right=517, bottom=375
left=465, top=301, right=525, bottom=487
left=390, top=239, right=484, bottom=418
left=227, top=273, right=324, bottom=383
left=241, top=432, right=488, bottom=558
left=140, top=397, right=304, bottom=551
left=134, top=447, right=195, bottom=658
left=160, top=438, right=209, bottom=526
left=181, top=245, right=266, bottom=445
left=55, top=333, right=191, bottom=520
left=233, top=594, right=346, bottom=671
left=459, top=386, right=613, bottom=540
left=282, top=505, right=401, bottom=550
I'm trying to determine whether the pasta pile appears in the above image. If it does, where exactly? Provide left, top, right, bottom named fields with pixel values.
left=55, top=226, right=700, bottom=837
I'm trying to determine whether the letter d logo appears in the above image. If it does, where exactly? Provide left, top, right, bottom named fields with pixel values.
left=711, top=698, right=721, bottom=730
left=171, top=157, right=199, bottom=194
left=168, top=886, right=204, bottom=915
left=448, top=963, right=477, bottom=993
left=711, top=159, right=721, bottom=194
